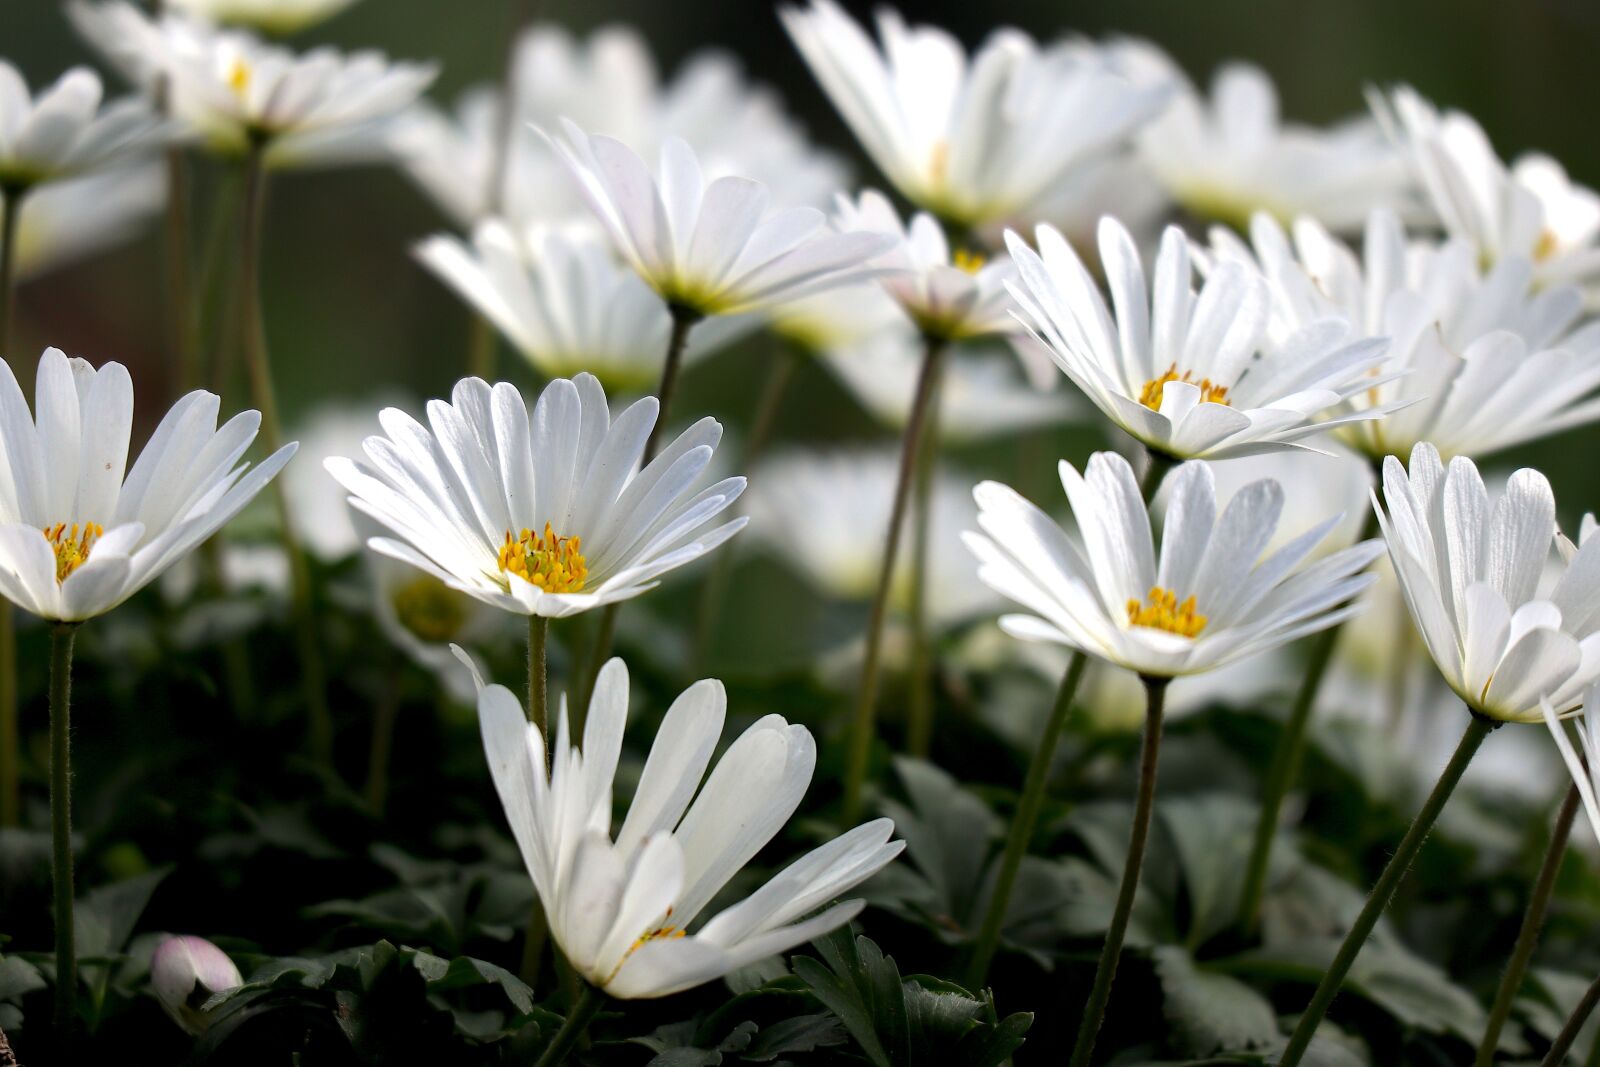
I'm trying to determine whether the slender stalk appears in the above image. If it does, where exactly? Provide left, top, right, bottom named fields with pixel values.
left=363, top=668, right=401, bottom=817
left=0, top=184, right=22, bottom=831
left=1543, top=972, right=1600, bottom=1067
left=238, top=139, right=334, bottom=768
left=1475, top=783, right=1582, bottom=1065
left=467, top=313, right=498, bottom=381
left=1067, top=675, right=1169, bottom=1067
left=1236, top=507, right=1382, bottom=935
left=840, top=335, right=948, bottom=825
left=49, top=623, right=78, bottom=1037
left=905, top=362, right=946, bottom=759
left=1588, top=1030, right=1600, bottom=1067
left=527, top=616, right=549, bottom=742
left=162, top=150, right=197, bottom=394
left=533, top=981, right=605, bottom=1067
left=0, top=184, right=23, bottom=351
left=965, top=650, right=1088, bottom=988
left=1279, top=712, right=1497, bottom=1067
left=1141, top=450, right=1175, bottom=505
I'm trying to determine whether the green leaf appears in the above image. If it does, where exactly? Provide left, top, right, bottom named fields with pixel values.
left=884, top=757, right=1002, bottom=927
left=1153, top=946, right=1280, bottom=1056
left=741, top=1013, right=847, bottom=1060
left=0, top=956, right=45, bottom=1001
left=1159, top=794, right=1257, bottom=946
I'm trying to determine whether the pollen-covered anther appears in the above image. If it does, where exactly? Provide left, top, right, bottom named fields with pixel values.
left=1126, top=586, right=1208, bottom=637
left=498, top=522, right=588, bottom=593
left=952, top=248, right=987, bottom=274
left=1137, top=364, right=1231, bottom=411
left=43, top=522, right=104, bottom=582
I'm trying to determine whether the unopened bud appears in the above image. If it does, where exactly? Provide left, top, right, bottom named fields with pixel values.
left=151, top=935, right=242, bottom=1035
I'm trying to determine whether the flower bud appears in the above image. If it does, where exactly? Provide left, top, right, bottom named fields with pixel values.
left=151, top=935, right=242, bottom=1035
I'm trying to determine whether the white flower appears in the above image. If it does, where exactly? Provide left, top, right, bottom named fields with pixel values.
left=767, top=283, right=904, bottom=355
left=165, top=0, right=359, bottom=34
left=8, top=164, right=162, bottom=281
left=414, top=222, right=756, bottom=392
left=546, top=122, right=889, bottom=318
left=1373, top=86, right=1600, bottom=298
left=1006, top=218, right=1392, bottom=460
left=1210, top=209, right=1600, bottom=459
left=466, top=655, right=902, bottom=998
left=325, top=373, right=747, bottom=619
left=150, top=935, right=242, bottom=1035
left=1375, top=443, right=1600, bottom=723
left=834, top=190, right=1015, bottom=340
left=1544, top=682, right=1600, bottom=846
left=1134, top=54, right=1414, bottom=232
left=0, top=348, right=296, bottom=622
left=780, top=0, right=1168, bottom=227
left=0, top=62, right=168, bottom=189
left=964, top=451, right=1380, bottom=678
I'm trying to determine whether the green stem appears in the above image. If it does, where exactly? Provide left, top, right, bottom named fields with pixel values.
left=965, top=650, right=1088, bottom=988
left=1279, top=711, right=1497, bottom=1067
left=1141, top=450, right=1175, bottom=505
left=0, top=183, right=23, bottom=353
left=1237, top=507, right=1382, bottom=935
left=363, top=667, right=400, bottom=817
left=239, top=139, right=334, bottom=768
left=1476, top=782, right=1582, bottom=1065
left=0, top=184, right=21, bottom=831
left=905, top=359, right=945, bottom=759
left=467, top=312, right=498, bottom=381
left=1587, top=1026, right=1600, bottom=1067
left=533, top=981, right=605, bottom=1067
left=163, top=146, right=197, bottom=395
left=841, top=334, right=948, bottom=825
left=527, top=616, right=549, bottom=745
left=1067, top=675, right=1169, bottom=1067
left=1543, top=971, right=1600, bottom=1067
left=49, top=623, right=78, bottom=1038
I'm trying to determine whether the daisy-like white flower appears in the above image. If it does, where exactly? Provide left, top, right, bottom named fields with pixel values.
left=165, top=0, right=359, bottom=34
left=546, top=121, right=890, bottom=318
left=1209, top=209, right=1600, bottom=459
left=1133, top=53, right=1415, bottom=232
left=467, top=654, right=902, bottom=999
left=1373, top=85, right=1600, bottom=298
left=1006, top=218, right=1393, bottom=460
left=414, top=222, right=756, bottom=392
left=1375, top=443, right=1600, bottom=723
left=0, top=348, right=296, bottom=622
left=780, top=0, right=1169, bottom=228
left=834, top=190, right=1016, bottom=341
left=965, top=451, right=1380, bottom=678
left=766, top=283, right=904, bottom=355
left=1545, top=681, right=1600, bottom=846
left=0, top=62, right=168, bottom=190
left=325, top=373, right=747, bottom=619
left=9, top=164, right=162, bottom=281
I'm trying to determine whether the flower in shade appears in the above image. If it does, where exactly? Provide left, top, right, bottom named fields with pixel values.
left=8, top=164, right=163, bottom=281
left=464, top=653, right=902, bottom=998
left=1208, top=209, right=1600, bottom=460
left=325, top=373, right=747, bottom=619
left=1005, top=218, right=1393, bottom=460
left=1375, top=444, right=1600, bottom=723
left=964, top=451, right=1380, bottom=678
left=1373, top=85, right=1600, bottom=299
left=414, top=222, right=757, bottom=392
left=151, top=935, right=243, bottom=1035
left=546, top=121, right=891, bottom=317
left=0, top=349, right=295, bottom=622
left=165, top=0, right=359, bottom=34
left=780, top=0, right=1169, bottom=228
left=0, top=61, right=168, bottom=190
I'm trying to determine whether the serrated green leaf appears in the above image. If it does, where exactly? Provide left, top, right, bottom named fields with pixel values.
left=1153, top=946, right=1279, bottom=1056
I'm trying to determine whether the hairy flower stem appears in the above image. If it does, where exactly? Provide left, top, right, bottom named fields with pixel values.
left=520, top=613, right=552, bottom=985
left=1067, top=676, right=1169, bottom=1067
left=239, top=139, right=334, bottom=768
left=1542, top=972, right=1600, bottom=1067
left=49, top=623, right=78, bottom=1039
left=905, top=364, right=946, bottom=759
left=534, top=981, right=606, bottom=1067
left=1237, top=506, right=1382, bottom=935
left=841, top=335, right=949, bottom=825
left=0, top=184, right=23, bottom=830
left=1475, top=782, right=1582, bottom=1065
left=1280, top=712, right=1497, bottom=1066
left=965, top=651, right=1087, bottom=988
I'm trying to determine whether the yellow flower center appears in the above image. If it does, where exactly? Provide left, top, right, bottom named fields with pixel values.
left=1137, top=364, right=1231, bottom=411
left=497, top=522, right=587, bottom=593
left=43, top=522, right=104, bottom=583
left=952, top=248, right=986, bottom=275
left=1126, top=586, right=1208, bottom=638
left=391, top=575, right=469, bottom=644
left=1534, top=228, right=1560, bottom=262
left=227, top=57, right=253, bottom=98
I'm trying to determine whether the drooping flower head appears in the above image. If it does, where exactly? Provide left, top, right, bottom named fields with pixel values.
left=466, top=654, right=902, bottom=998
left=0, top=349, right=296, bottom=622
left=964, top=451, right=1380, bottom=678
left=326, top=373, right=747, bottom=618
left=0, top=61, right=168, bottom=191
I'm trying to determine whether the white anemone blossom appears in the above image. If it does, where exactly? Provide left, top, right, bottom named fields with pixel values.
left=965, top=451, right=1380, bottom=679
left=1376, top=444, right=1600, bottom=724
left=414, top=222, right=756, bottom=392
left=1005, top=218, right=1392, bottom=460
left=165, top=0, right=359, bottom=34
left=1208, top=209, right=1600, bottom=460
left=0, top=62, right=168, bottom=190
left=8, top=164, right=163, bottom=281
left=0, top=349, right=296, bottom=623
left=325, top=373, right=747, bottom=619
left=780, top=0, right=1169, bottom=228
left=466, top=655, right=903, bottom=998
left=547, top=121, right=893, bottom=318
left=1545, top=681, right=1600, bottom=847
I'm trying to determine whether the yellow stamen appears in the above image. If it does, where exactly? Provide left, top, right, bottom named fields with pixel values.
left=1137, top=364, right=1231, bottom=411
left=1126, top=586, right=1208, bottom=638
left=43, top=522, right=104, bottom=583
left=929, top=139, right=949, bottom=184
left=1534, top=228, right=1560, bottom=262
left=497, top=522, right=587, bottom=593
left=604, top=907, right=688, bottom=983
left=952, top=248, right=987, bottom=274
left=227, top=57, right=252, bottom=97
left=391, top=575, right=469, bottom=643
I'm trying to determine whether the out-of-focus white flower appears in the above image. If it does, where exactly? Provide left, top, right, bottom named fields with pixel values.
left=415, top=222, right=756, bottom=392
left=151, top=935, right=243, bottom=1035
left=466, top=654, right=902, bottom=998
left=780, top=0, right=1169, bottom=228
left=165, top=0, right=359, bottom=34
left=767, top=283, right=904, bottom=355
left=1019, top=152, right=1169, bottom=265
left=8, top=164, right=162, bottom=280
left=281, top=401, right=404, bottom=563
left=1545, top=681, right=1600, bottom=846
left=326, top=374, right=746, bottom=619
left=0, top=61, right=168, bottom=190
